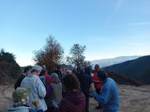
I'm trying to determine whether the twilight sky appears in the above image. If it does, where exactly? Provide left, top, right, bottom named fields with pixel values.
left=0, top=0, right=150, bottom=66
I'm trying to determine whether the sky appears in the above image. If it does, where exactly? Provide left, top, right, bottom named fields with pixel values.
left=0, top=0, right=150, bottom=66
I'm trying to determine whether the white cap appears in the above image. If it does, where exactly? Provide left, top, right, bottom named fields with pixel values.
left=31, top=65, right=42, bottom=71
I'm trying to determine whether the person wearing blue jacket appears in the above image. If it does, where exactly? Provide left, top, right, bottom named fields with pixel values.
left=6, top=88, right=43, bottom=112
left=90, top=69, right=119, bottom=112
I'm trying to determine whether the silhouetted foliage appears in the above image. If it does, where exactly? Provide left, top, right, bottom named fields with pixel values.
left=0, top=49, right=21, bottom=78
left=33, top=36, right=64, bottom=73
left=0, top=49, right=15, bottom=62
left=67, top=44, right=86, bottom=69
left=83, top=61, right=91, bottom=68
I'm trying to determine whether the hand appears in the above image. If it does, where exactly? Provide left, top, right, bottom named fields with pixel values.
left=32, top=99, right=40, bottom=107
left=89, top=86, right=95, bottom=93
left=52, top=100, right=59, bottom=108
left=53, top=103, right=58, bottom=108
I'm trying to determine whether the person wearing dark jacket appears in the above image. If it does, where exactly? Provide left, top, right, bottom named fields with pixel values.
left=14, top=67, right=30, bottom=89
left=53, top=74, right=86, bottom=112
left=39, top=65, right=47, bottom=76
left=77, top=69, right=92, bottom=112
left=52, top=66, right=62, bottom=81
left=85, top=65, right=92, bottom=78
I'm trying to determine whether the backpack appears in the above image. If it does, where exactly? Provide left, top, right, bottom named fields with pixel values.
left=39, top=75, right=48, bottom=88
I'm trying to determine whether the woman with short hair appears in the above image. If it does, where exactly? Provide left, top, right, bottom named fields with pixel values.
left=46, top=73, right=62, bottom=112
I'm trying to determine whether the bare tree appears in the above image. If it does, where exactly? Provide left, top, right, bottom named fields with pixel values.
left=33, top=36, right=64, bottom=73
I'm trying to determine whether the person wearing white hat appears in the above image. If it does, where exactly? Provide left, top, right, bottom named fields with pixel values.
left=21, top=65, right=47, bottom=111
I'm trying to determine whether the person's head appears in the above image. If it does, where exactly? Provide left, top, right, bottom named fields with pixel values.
left=72, top=67, right=77, bottom=73
left=57, top=65, right=61, bottom=71
left=89, top=65, right=92, bottom=70
left=31, top=65, right=42, bottom=76
left=12, top=88, right=30, bottom=107
left=62, top=74, right=80, bottom=92
left=95, top=64, right=100, bottom=71
left=24, top=67, right=30, bottom=75
left=97, top=69, right=108, bottom=82
left=79, top=68, right=85, bottom=74
left=42, top=65, right=46, bottom=70
left=43, top=70, right=48, bottom=74
left=51, top=73, right=60, bottom=84
left=66, top=70, right=72, bottom=75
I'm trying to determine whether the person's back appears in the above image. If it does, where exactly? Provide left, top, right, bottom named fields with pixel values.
left=77, top=71, right=92, bottom=96
left=53, top=66, right=62, bottom=81
left=45, top=73, right=62, bottom=112
left=14, top=74, right=26, bottom=90
left=20, top=65, right=47, bottom=111
left=49, top=82, right=62, bottom=104
left=77, top=69, right=91, bottom=112
left=54, top=74, right=86, bottom=112
left=21, top=75, right=47, bottom=111
left=14, top=67, right=30, bottom=89
left=85, top=66, right=92, bottom=77
left=59, top=90, right=85, bottom=112
left=42, top=70, right=51, bottom=85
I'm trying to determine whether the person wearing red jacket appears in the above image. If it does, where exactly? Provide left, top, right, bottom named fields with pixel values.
left=92, top=64, right=102, bottom=109
left=42, top=70, right=51, bottom=85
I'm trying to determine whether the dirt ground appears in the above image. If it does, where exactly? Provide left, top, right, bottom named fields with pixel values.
left=1, top=84, right=150, bottom=112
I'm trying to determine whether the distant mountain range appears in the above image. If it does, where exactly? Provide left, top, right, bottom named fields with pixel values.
left=104, top=55, right=150, bottom=84
left=90, top=56, right=140, bottom=68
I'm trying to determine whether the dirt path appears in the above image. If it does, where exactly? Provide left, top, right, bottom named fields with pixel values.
left=0, top=84, right=14, bottom=112
left=1, top=84, right=150, bottom=112
left=118, top=85, right=150, bottom=112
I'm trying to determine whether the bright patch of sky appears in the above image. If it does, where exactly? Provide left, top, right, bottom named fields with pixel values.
left=0, top=0, right=150, bottom=66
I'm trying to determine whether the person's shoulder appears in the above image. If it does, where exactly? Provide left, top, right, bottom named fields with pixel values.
left=21, top=76, right=28, bottom=82
left=104, top=78, right=116, bottom=87
left=107, top=77, right=115, bottom=82
left=53, top=70, right=57, bottom=72
left=83, top=73, right=90, bottom=78
left=19, top=74, right=25, bottom=77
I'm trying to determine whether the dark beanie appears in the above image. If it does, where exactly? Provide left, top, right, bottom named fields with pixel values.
left=97, top=69, right=108, bottom=80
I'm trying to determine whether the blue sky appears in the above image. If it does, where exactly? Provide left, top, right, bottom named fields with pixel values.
left=0, top=0, right=150, bottom=66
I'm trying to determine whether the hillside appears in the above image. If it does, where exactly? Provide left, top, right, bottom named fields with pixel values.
left=90, top=56, right=140, bottom=68
left=0, top=49, right=21, bottom=85
left=104, top=55, right=150, bottom=84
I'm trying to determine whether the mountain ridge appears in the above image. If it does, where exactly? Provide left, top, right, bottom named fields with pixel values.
left=90, top=55, right=140, bottom=68
left=104, top=55, right=150, bottom=84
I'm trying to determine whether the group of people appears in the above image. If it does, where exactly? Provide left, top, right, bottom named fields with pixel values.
left=6, top=64, right=119, bottom=112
